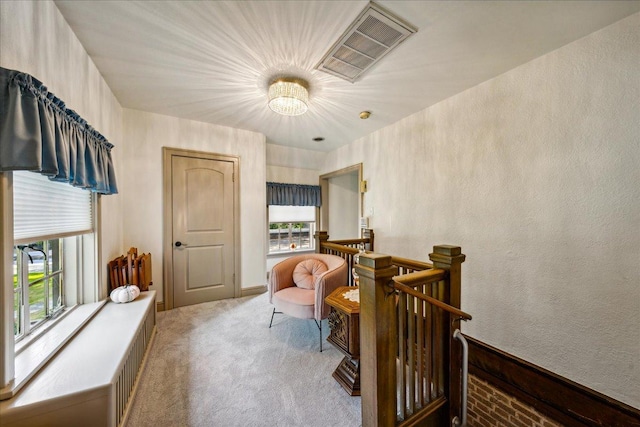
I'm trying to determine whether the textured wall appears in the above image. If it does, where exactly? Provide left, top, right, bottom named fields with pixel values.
left=0, top=1, right=124, bottom=298
left=266, top=165, right=319, bottom=185
left=122, top=109, right=266, bottom=299
left=322, top=14, right=640, bottom=407
left=266, top=144, right=326, bottom=171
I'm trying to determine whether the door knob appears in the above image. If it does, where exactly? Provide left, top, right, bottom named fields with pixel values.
left=175, top=241, right=183, bottom=247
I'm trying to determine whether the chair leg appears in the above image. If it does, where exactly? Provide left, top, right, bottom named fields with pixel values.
left=269, top=308, right=281, bottom=328
left=314, top=319, right=323, bottom=352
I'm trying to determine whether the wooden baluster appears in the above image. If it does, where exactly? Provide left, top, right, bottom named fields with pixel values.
left=426, top=283, right=434, bottom=402
left=350, top=253, right=358, bottom=287
left=429, top=245, right=465, bottom=425
left=314, top=230, right=328, bottom=254
left=408, top=295, right=416, bottom=414
left=357, top=253, right=398, bottom=427
left=417, top=296, right=424, bottom=407
left=398, top=291, right=407, bottom=419
left=362, top=228, right=374, bottom=251
left=435, top=289, right=444, bottom=396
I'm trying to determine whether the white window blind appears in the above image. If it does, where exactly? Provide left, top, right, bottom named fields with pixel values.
left=268, top=205, right=315, bottom=223
left=13, top=171, right=93, bottom=244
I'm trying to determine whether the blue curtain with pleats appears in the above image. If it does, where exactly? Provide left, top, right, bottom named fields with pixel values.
left=267, top=182, right=321, bottom=206
left=0, top=67, right=118, bottom=194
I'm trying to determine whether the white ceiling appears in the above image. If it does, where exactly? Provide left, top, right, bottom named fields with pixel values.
left=55, top=1, right=640, bottom=152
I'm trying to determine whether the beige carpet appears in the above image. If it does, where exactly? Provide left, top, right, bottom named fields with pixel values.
left=125, top=293, right=361, bottom=427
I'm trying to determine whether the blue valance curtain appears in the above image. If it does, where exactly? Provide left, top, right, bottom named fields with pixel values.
left=267, top=182, right=321, bottom=206
left=0, top=67, right=118, bottom=194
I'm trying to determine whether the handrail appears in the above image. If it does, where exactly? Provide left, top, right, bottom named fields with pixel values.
left=321, top=241, right=431, bottom=272
left=316, top=229, right=374, bottom=255
left=327, top=238, right=370, bottom=246
left=393, top=281, right=472, bottom=321
left=452, top=329, right=469, bottom=427
left=321, top=242, right=359, bottom=255
left=392, top=268, right=446, bottom=287
left=390, top=256, right=433, bottom=272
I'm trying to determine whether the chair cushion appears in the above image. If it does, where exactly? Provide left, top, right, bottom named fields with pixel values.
left=272, top=287, right=315, bottom=319
left=292, top=259, right=328, bottom=290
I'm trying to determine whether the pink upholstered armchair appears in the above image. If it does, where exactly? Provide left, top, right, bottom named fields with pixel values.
left=268, top=253, right=348, bottom=351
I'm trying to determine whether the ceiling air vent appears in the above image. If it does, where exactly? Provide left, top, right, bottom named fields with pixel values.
left=315, top=2, right=417, bottom=83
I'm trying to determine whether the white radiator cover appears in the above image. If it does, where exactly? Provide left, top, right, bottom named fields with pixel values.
left=0, top=292, right=156, bottom=427
left=114, top=298, right=156, bottom=426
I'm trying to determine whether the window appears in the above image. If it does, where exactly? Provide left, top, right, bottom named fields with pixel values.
left=11, top=171, right=96, bottom=343
left=13, top=239, right=64, bottom=339
left=268, top=205, right=316, bottom=254
left=0, top=171, right=99, bottom=398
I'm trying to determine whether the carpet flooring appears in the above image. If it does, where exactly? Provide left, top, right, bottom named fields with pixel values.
left=125, top=292, right=362, bottom=427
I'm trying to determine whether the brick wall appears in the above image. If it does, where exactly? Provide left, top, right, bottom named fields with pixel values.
left=468, top=374, right=564, bottom=427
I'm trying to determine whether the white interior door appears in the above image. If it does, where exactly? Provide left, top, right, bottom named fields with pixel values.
left=171, top=155, right=236, bottom=307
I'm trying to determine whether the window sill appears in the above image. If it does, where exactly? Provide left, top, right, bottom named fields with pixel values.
left=267, top=249, right=316, bottom=258
left=15, top=306, right=75, bottom=355
left=0, top=300, right=106, bottom=400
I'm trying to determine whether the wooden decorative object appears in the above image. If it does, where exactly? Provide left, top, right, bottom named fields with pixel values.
left=325, top=286, right=361, bottom=396
left=138, top=252, right=153, bottom=291
left=107, top=249, right=152, bottom=292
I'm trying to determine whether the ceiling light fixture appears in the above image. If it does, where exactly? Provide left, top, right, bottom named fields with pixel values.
left=268, top=78, right=309, bottom=116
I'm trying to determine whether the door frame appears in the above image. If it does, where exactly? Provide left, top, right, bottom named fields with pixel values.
left=319, top=163, right=363, bottom=234
left=162, top=147, right=241, bottom=311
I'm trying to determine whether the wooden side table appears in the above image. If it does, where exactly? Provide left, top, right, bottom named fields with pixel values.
left=325, top=286, right=360, bottom=396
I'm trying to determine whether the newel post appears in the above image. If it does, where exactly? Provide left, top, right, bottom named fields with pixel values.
left=357, top=253, right=398, bottom=427
left=429, top=245, right=466, bottom=425
left=314, top=231, right=328, bottom=253
left=362, top=228, right=374, bottom=252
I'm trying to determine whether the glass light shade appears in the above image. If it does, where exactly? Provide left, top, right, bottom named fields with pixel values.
left=268, top=79, right=309, bottom=116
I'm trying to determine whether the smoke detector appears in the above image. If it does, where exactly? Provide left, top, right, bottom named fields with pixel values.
left=315, top=2, right=417, bottom=83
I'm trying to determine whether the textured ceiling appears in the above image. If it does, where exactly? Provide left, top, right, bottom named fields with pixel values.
left=55, top=1, right=640, bottom=152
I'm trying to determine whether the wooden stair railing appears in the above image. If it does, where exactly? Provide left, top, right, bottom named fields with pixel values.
left=390, top=256, right=434, bottom=276
left=314, top=234, right=470, bottom=425
left=393, top=278, right=472, bottom=426
left=315, top=230, right=374, bottom=286
left=356, top=245, right=469, bottom=427
left=316, top=228, right=374, bottom=252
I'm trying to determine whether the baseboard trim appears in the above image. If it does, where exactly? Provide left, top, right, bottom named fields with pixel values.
left=466, top=335, right=640, bottom=427
left=156, top=287, right=265, bottom=310
left=241, top=285, right=267, bottom=297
